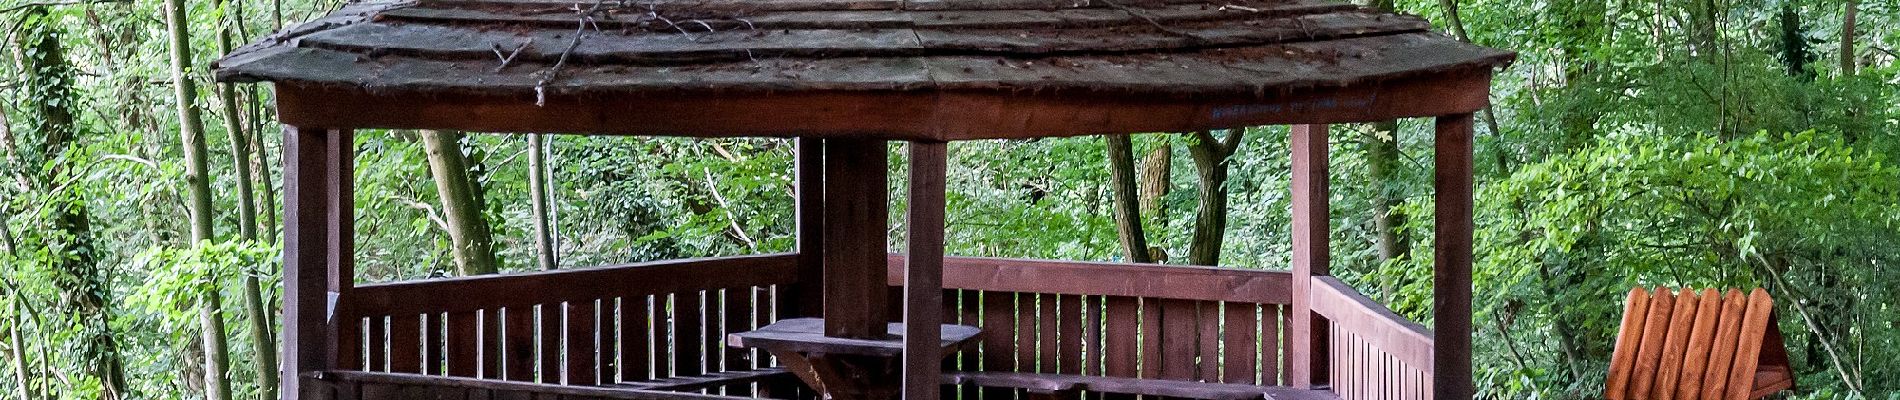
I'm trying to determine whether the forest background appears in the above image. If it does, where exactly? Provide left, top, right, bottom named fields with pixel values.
left=0, top=0, right=1895, bottom=398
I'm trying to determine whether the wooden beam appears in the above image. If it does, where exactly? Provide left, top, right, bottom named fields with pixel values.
left=283, top=126, right=355, bottom=399
left=1432, top=113, right=1475, bottom=400
left=794, top=138, right=826, bottom=317
left=1287, top=123, right=1329, bottom=389
left=823, top=138, right=890, bottom=338
left=343, top=254, right=797, bottom=317
left=883, top=256, right=1294, bottom=305
left=270, top=71, right=1496, bottom=140
left=902, top=141, right=948, bottom=400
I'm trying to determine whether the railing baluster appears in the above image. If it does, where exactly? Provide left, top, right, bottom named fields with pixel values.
left=1103, top=296, right=1138, bottom=379
left=620, top=295, right=652, bottom=383
left=447, top=310, right=477, bottom=377
left=1222, top=302, right=1258, bottom=385
left=390, top=314, right=421, bottom=374
left=564, top=299, right=598, bottom=385
left=673, top=291, right=704, bottom=377
left=503, top=306, right=534, bottom=381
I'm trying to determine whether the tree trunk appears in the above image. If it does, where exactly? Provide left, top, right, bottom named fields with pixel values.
left=8, top=297, right=33, bottom=400
left=198, top=291, right=233, bottom=400
left=1185, top=129, right=1243, bottom=266
left=1363, top=123, right=1410, bottom=263
left=528, top=134, right=558, bottom=270
left=165, top=0, right=235, bottom=397
left=1841, top=0, right=1857, bottom=76
left=1136, top=139, right=1172, bottom=262
left=1105, top=134, right=1152, bottom=263
left=421, top=130, right=501, bottom=275
left=14, top=9, right=130, bottom=398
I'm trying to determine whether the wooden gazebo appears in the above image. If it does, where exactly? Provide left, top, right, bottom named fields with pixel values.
left=216, top=0, right=1512, bottom=398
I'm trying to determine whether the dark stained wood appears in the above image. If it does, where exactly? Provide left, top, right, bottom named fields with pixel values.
left=616, top=368, right=794, bottom=392
left=1197, top=302, right=1220, bottom=381
left=1057, top=295, right=1083, bottom=375
left=1080, top=296, right=1102, bottom=377
left=944, top=372, right=1341, bottom=400
left=1221, top=302, right=1258, bottom=385
left=1015, top=294, right=1040, bottom=372
left=310, top=371, right=752, bottom=400
left=504, top=306, right=536, bottom=382
left=822, top=138, right=891, bottom=339
left=566, top=300, right=599, bottom=385
left=1137, top=298, right=1161, bottom=380
left=903, top=141, right=949, bottom=400
left=1157, top=299, right=1197, bottom=381
left=1306, top=277, right=1431, bottom=368
left=793, top=138, right=826, bottom=318
left=674, top=293, right=705, bottom=377
left=259, top=57, right=1499, bottom=140
left=449, top=310, right=479, bottom=377
left=368, top=317, right=387, bottom=372
left=1037, top=294, right=1059, bottom=372
left=284, top=126, right=355, bottom=398
left=1431, top=113, right=1474, bottom=400
left=886, top=256, right=1293, bottom=304
left=426, top=313, right=444, bottom=375
left=1286, top=123, right=1328, bottom=389
left=343, top=254, right=797, bottom=317
left=722, top=288, right=754, bottom=372
left=619, top=295, right=653, bottom=383
left=983, top=292, right=1018, bottom=374
left=1102, top=297, right=1137, bottom=378
left=391, top=315, right=422, bottom=374
left=539, top=304, right=562, bottom=382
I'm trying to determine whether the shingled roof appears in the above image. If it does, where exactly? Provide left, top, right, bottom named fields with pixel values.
left=215, top=0, right=1512, bottom=139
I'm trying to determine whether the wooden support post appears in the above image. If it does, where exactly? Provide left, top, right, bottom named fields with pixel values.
left=903, top=141, right=948, bottom=400
left=283, top=126, right=355, bottom=399
left=1433, top=114, right=1475, bottom=400
left=795, top=137, right=827, bottom=317
left=1287, top=124, right=1330, bottom=389
left=824, top=138, right=890, bottom=339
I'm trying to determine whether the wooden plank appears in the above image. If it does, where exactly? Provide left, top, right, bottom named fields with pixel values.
left=887, top=256, right=1295, bottom=311
left=1158, top=299, right=1208, bottom=382
left=793, top=138, right=826, bottom=318
left=1081, top=296, right=1103, bottom=377
left=1604, top=287, right=1651, bottom=399
left=723, top=288, right=754, bottom=372
left=1628, top=288, right=1676, bottom=399
left=1137, top=298, right=1162, bottom=380
left=1037, top=294, right=1059, bottom=372
left=368, top=317, right=388, bottom=372
left=504, top=306, right=536, bottom=382
left=674, top=292, right=706, bottom=376
left=1287, top=123, right=1329, bottom=389
left=1221, top=302, right=1258, bottom=385
left=390, top=314, right=422, bottom=374
left=1016, top=294, right=1040, bottom=373
left=316, top=371, right=756, bottom=400
left=283, top=127, right=355, bottom=399
left=620, top=295, right=653, bottom=382
left=262, top=60, right=1503, bottom=142
left=448, top=310, right=479, bottom=377
left=1652, top=288, right=1699, bottom=400
left=1675, top=289, right=1722, bottom=400
left=822, top=138, right=891, bottom=338
left=539, top=304, right=561, bottom=383
left=486, top=310, right=505, bottom=379
left=426, top=313, right=445, bottom=375
left=1102, top=297, right=1137, bottom=378
left=1307, top=277, right=1432, bottom=367
left=1702, top=290, right=1740, bottom=400
left=904, top=140, right=948, bottom=400
left=1430, top=114, right=1474, bottom=400
left=1722, top=289, right=1775, bottom=400
left=1197, top=302, right=1220, bottom=382
left=1057, top=295, right=1083, bottom=375
left=980, top=291, right=1018, bottom=398
left=1263, top=304, right=1282, bottom=385
left=566, top=300, right=599, bottom=385
left=344, top=255, right=798, bottom=316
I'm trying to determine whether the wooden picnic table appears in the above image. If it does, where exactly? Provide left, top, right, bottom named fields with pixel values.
left=729, top=318, right=982, bottom=400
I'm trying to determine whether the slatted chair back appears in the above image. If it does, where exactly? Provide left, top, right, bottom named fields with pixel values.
left=1604, top=288, right=1794, bottom=400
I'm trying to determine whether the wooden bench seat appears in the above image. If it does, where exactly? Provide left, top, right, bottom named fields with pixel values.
left=615, top=368, right=795, bottom=392
left=944, top=372, right=1339, bottom=400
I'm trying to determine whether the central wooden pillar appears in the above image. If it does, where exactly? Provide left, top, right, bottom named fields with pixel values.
left=1287, top=124, right=1330, bottom=389
left=902, top=142, right=949, bottom=400
left=823, top=138, right=892, bottom=339
left=1433, top=114, right=1476, bottom=400
left=282, top=126, right=355, bottom=399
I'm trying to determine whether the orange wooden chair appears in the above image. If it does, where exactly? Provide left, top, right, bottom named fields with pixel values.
left=1604, top=288, right=1794, bottom=400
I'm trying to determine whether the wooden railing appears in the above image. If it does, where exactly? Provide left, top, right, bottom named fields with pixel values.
left=300, top=371, right=756, bottom=400
left=1309, top=276, right=1433, bottom=400
left=886, top=256, right=1296, bottom=391
left=334, top=254, right=800, bottom=395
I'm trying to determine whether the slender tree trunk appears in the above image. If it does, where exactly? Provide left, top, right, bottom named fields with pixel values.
left=8, top=297, right=33, bottom=400
left=1363, top=124, right=1410, bottom=263
left=528, top=134, right=557, bottom=270
left=14, top=9, right=129, bottom=398
left=1185, top=129, right=1243, bottom=266
left=1841, top=0, right=1857, bottom=76
left=164, top=0, right=235, bottom=397
left=211, top=0, right=281, bottom=393
left=421, top=130, right=500, bottom=275
left=1105, top=134, right=1152, bottom=263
